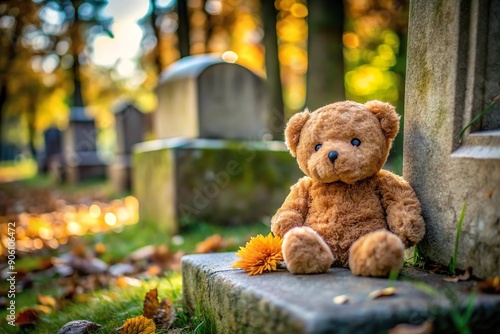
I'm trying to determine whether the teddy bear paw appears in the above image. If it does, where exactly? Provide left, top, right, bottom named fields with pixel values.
left=282, top=226, right=334, bottom=274
left=348, top=229, right=404, bottom=277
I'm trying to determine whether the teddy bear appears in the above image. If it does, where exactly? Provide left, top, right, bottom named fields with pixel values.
left=270, top=100, right=425, bottom=277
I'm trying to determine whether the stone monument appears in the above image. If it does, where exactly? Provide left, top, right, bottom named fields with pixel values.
left=404, top=0, right=500, bottom=278
left=133, top=55, right=301, bottom=234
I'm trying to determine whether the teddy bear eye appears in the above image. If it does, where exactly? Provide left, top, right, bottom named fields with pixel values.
left=314, top=144, right=322, bottom=151
left=351, top=138, right=361, bottom=147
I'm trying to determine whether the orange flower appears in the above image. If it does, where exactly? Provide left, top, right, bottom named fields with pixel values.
left=232, top=233, right=283, bottom=276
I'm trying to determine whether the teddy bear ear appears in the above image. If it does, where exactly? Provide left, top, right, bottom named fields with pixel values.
left=364, top=100, right=400, bottom=140
left=285, top=109, right=310, bottom=157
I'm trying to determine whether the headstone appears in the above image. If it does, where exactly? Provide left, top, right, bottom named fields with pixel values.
left=404, top=0, right=500, bottom=278
left=62, top=107, right=106, bottom=183
left=38, top=127, right=62, bottom=174
left=108, top=103, right=145, bottom=193
left=154, top=54, right=270, bottom=140
left=133, top=138, right=302, bottom=234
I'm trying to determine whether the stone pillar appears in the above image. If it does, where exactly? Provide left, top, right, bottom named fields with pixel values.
left=109, top=103, right=145, bottom=193
left=404, top=0, right=500, bottom=278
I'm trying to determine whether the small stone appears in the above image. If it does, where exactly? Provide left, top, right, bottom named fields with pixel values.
left=368, top=287, right=397, bottom=299
left=333, top=295, right=350, bottom=304
left=57, top=320, right=101, bottom=334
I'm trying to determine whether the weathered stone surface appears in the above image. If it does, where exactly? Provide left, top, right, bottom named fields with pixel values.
left=56, top=320, right=101, bottom=334
left=182, top=253, right=500, bottom=334
left=404, top=1, right=500, bottom=278
left=62, top=107, right=106, bottom=183
left=132, top=138, right=302, bottom=234
left=154, top=54, right=270, bottom=140
left=109, top=103, right=145, bottom=193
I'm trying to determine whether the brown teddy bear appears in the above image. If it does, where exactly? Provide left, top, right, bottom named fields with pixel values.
left=271, top=100, right=425, bottom=277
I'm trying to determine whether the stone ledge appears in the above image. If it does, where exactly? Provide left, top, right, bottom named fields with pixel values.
left=182, top=253, right=500, bottom=334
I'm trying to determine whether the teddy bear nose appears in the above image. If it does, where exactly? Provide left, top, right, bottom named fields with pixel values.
left=328, top=151, right=339, bottom=163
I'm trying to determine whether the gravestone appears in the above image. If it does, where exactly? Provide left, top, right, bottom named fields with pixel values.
left=62, top=107, right=106, bottom=183
left=38, top=127, right=62, bottom=174
left=133, top=55, right=299, bottom=233
left=133, top=138, right=301, bottom=234
left=154, top=54, right=270, bottom=140
left=404, top=0, right=500, bottom=278
left=108, top=103, right=145, bottom=193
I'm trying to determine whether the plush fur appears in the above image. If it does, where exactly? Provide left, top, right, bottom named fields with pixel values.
left=271, top=100, right=425, bottom=277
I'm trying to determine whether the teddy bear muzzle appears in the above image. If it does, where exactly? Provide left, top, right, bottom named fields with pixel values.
left=328, top=151, right=339, bottom=163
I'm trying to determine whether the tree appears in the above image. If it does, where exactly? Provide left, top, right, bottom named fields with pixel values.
left=176, top=0, right=190, bottom=58
left=306, top=0, right=345, bottom=110
left=261, top=0, right=285, bottom=139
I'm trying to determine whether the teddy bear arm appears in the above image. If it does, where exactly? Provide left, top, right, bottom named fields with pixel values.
left=378, top=171, right=425, bottom=248
left=270, top=177, right=311, bottom=237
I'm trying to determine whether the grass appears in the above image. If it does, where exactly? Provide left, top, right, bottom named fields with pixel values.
left=459, top=95, right=499, bottom=139
left=449, top=201, right=466, bottom=276
left=0, top=217, right=269, bottom=333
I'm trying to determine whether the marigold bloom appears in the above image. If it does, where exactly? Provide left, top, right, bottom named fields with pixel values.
left=232, top=233, right=283, bottom=275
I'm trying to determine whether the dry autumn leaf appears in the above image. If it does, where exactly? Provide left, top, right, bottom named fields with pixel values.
left=143, top=288, right=176, bottom=329
left=368, top=287, right=397, bottom=299
left=478, top=276, right=500, bottom=294
left=388, top=320, right=433, bottom=334
left=154, top=298, right=176, bottom=329
left=116, top=316, right=155, bottom=334
left=15, top=309, right=39, bottom=325
left=443, top=267, right=472, bottom=283
left=37, top=294, right=57, bottom=308
left=195, top=234, right=226, bottom=253
left=143, top=289, right=160, bottom=319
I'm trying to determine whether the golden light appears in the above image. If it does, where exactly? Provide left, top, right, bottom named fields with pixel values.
left=89, top=204, right=102, bottom=218
left=33, top=238, right=44, bottom=250
left=343, top=33, right=359, bottom=49
left=39, top=227, right=54, bottom=240
left=67, top=221, right=83, bottom=235
left=104, top=212, right=117, bottom=226
left=290, top=3, right=308, bottom=18
left=222, top=51, right=238, bottom=63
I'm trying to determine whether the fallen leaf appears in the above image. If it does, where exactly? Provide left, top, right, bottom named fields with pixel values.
left=368, top=287, right=397, bottom=299
left=143, top=289, right=160, bottom=319
left=94, top=242, right=107, bottom=255
left=37, top=294, right=57, bottom=308
left=154, top=298, right=176, bottom=329
left=115, top=276, right=142, bottom=288
left=478, top=276, right=500, bottom=294
left=388, top=320, right=433, bottom=334
left=56, top=320, right=101, bottom=334
left=116, top=316, right=155, bottom=334
left=195, top=234, right=224, bottom=253
left=35, top=304, right=53, bottom=314
left=333, top=295, right=350, bottom=304
left=142, top=288, right=176, bottom=329
left=15, top=309, right=39, bottom=325
left=443, top=267, right=472, bottom=282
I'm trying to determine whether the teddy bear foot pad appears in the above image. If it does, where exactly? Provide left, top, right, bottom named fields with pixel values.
left=183, top=252, right=500, bottom=334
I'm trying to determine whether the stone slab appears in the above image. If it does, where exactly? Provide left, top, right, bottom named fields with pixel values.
left=182, top=253, right=500, bottom=334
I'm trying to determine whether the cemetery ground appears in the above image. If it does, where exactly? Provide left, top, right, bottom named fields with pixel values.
left=0, top=172, right=269, bottom=333
left=1, top=167, right=500, bottom=334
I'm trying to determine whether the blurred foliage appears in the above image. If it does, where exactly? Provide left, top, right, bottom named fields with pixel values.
left=0, top=0, right=410, bottom=157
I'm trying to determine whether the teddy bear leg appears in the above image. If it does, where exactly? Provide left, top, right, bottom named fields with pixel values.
left=348, top=229, right=404, bottom=277
left=282, top=226, right=334, bottom=274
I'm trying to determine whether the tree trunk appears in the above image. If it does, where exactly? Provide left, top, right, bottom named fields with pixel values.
left=70, top=18, right=84, bottom=107
left=261, top=0, right=285, bottom=139
left=177, top=0, right=190, bottom=58
left=306, top=0, right=345, bottom=110
left=150, top=0, right=163, bottom=75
